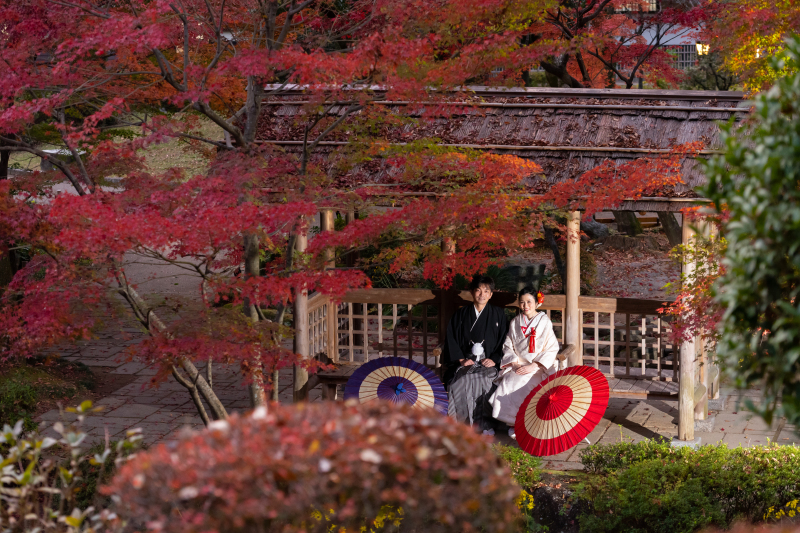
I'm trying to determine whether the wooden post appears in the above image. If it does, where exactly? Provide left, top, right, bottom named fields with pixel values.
left=320, top=209, right=338, bottom=361
left=320, top=209, right=336, bottom=270
left=345, top=209, right=356, bottom=268
left=440, top=234, right=457, bottom=349
left=706, top=222, right=720, bottom=400
left=678, top=218, right=696, bottom=440
left=293, top=230, right=310, bottom=402
left=565, top=211, right=582, bottom=366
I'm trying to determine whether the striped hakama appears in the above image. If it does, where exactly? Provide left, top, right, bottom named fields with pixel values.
left=447, top=364, right=499, bottom=431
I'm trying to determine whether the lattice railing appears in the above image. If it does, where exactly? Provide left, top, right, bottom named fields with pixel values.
left=305, top=290, right=677, bottom=382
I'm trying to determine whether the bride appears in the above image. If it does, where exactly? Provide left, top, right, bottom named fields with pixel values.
left=489, top=287, right=560, bottom=437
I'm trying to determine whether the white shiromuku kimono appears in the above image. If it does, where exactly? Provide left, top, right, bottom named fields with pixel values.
left=489, top=312, right=560, bottom=425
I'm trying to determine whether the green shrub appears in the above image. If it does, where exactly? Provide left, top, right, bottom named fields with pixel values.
left=577, top=441, right=800, bottom=533
left=0, top=401, right=141, bottom=532
left=0, top=358, right=95, bottom=431
left=579, top=438, right=676, bottom=475
left=494, top=444, right=543, bottom=489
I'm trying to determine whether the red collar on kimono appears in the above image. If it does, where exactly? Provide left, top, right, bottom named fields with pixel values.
left=520, top=314, right=544, bottom=354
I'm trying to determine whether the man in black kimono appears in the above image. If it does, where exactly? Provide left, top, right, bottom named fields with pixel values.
left=443, top=275, right=509, bottom=434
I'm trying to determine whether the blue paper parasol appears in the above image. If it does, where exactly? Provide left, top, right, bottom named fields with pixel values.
left=344, top=356, right=448, bottom=414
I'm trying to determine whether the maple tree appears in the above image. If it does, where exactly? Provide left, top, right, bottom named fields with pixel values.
left=0, top=0, right=698, bottom=424
left=514, top=0, right=705, bottom=89
left=706, top=0, right=800, bottom=91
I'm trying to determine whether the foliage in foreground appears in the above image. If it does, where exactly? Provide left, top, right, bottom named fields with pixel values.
left=0, top=358, right=95, bottom=432
left=577, top=440, right=800, bottom=533
left=494, top=444, right=543, bottom=489
left=105, top=401, right=521, bottom=533
left=702, top=36, right=800, bottom=429
left=0, top=401, right=141, bottom=532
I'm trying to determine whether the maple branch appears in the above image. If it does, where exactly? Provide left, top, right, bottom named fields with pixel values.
left=113, top=269, right=228, bottom=421
left=579, top=0, right=614, bottom=24
left=153, top=49, right=184, bottom=92
left=302, top=103, right=364, bottom=173
left=0, top=137, right=87, bottom=196
left=168, top=2, right=191, bottom=89
left=177, top=132, right=229, bottom=149
left=172, top=367, right=211, bottom=425
left=58, top=112, right=96, bottom=193
left=46, top=0, right=109, bottom=19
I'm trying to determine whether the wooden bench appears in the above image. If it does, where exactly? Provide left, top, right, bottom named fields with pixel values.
left=306, top=344, right=576, bottom=400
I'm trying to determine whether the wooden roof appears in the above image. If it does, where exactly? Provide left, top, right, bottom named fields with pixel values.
left=255, top=87, right=748, bottom=212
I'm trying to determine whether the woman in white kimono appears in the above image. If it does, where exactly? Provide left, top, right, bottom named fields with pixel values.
left=489, top=287, right=560, bottom=437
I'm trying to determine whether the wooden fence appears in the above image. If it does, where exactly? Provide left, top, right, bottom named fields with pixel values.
left=305, top=289, right=678, bottom=382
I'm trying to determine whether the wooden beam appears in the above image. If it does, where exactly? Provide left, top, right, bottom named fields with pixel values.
left=293, top=230, right=310, bottom=402
left=678, top=218, right=696, bottom=440
left=565, top=211, right=582, bottom=366
left=258, top=139, right=725, bottom=155
left=262, top=100, right=750, bottom=113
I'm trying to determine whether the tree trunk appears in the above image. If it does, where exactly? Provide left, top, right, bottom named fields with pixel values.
left=543, top=223, right=566, bottom=294
left=0, top=149, right=9, bottom=180
left=243, top=233, right=268, bottom=408
left=612, top=211, right=643, bottom=236
left=657, top=212, right=683, bottom=248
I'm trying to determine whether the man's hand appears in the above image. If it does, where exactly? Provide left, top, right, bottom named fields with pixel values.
left=481, top=359, right=496, bottom=368
left=460, top=359, right=475, bottom=367
left=514, top=363, right=537, bottom=375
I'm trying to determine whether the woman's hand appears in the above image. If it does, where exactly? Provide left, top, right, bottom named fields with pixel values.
left=514, top=363, right=538, bottom=375
left=481, top=359, right=496, bottom=368
left=460, top=359, right=475, bottom=367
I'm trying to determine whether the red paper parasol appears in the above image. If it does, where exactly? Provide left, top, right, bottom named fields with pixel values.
left=515, top=365, right=609, bottom=457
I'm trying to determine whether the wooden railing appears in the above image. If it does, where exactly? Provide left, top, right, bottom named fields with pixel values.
left=304, top=289, right=676, bottom=382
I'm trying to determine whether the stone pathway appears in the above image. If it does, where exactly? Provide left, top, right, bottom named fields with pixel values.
left=36, top=316, right=319, bottom=448
left=37, top=319, right=800, bottom=464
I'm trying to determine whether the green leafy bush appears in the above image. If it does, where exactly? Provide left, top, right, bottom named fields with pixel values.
left=0, top=401, right=141, bottom=532
left=0, top=358, right=95, bottom=431
left=702, top=35, right=800, bottom=428
left=494, top=444, right=543, bottom=489
left=577, top=441, right=800, bottom=533
left=579, top=438, right=676, bottom=475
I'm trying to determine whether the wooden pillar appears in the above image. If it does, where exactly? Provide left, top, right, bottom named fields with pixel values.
left=320, top=208, right=336, bottom=270
left=565, top=211, right=582, bottom=366
left=678, top=218, right=696, bottom=440
left=345, top=209, right=356, bottom=268
left=439, top=234, right=457, bottom=351
left=293, top=230, right=310, bottom=402
left=320, top=209, right=339, bottom=362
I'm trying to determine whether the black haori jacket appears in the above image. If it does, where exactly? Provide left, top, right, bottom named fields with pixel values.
left=441, top=303, right=509, bottom=386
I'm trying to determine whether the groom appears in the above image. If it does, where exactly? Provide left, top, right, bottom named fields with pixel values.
left=442, top=275, right=509, bottom=434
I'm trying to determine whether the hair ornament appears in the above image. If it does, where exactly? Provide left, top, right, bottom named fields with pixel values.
left=536, top=291, right=544, bottom=305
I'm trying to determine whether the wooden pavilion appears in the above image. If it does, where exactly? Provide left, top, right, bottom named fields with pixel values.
left=257, top=86, right=748, bottom=444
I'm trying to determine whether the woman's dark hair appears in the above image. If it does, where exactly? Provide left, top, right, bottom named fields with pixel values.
left=518, top=286, right=536, bottom=299
left=468, top=275, right=495, bottom=293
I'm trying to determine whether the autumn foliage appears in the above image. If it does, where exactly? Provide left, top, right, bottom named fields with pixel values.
left=104, top=401, right=521, bottom=533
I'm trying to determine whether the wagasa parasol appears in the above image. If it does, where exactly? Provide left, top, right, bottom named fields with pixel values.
left=515, top=365, right=609, bottom=457
left=344, top=356, right=448, bottom=415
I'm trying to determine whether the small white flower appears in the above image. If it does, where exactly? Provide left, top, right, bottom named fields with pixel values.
left=252, top=406, right=267, bottom=420
left=178, top=486, right=199, bottom=499
left=359, top=449, right=382, bottom=464
left=318, top=458, right=332, bottom=473
left=207, top=420, right=229, bottom=433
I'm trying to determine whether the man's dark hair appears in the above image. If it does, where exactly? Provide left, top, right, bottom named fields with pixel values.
left=469, top=275, right=495, bottom=293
